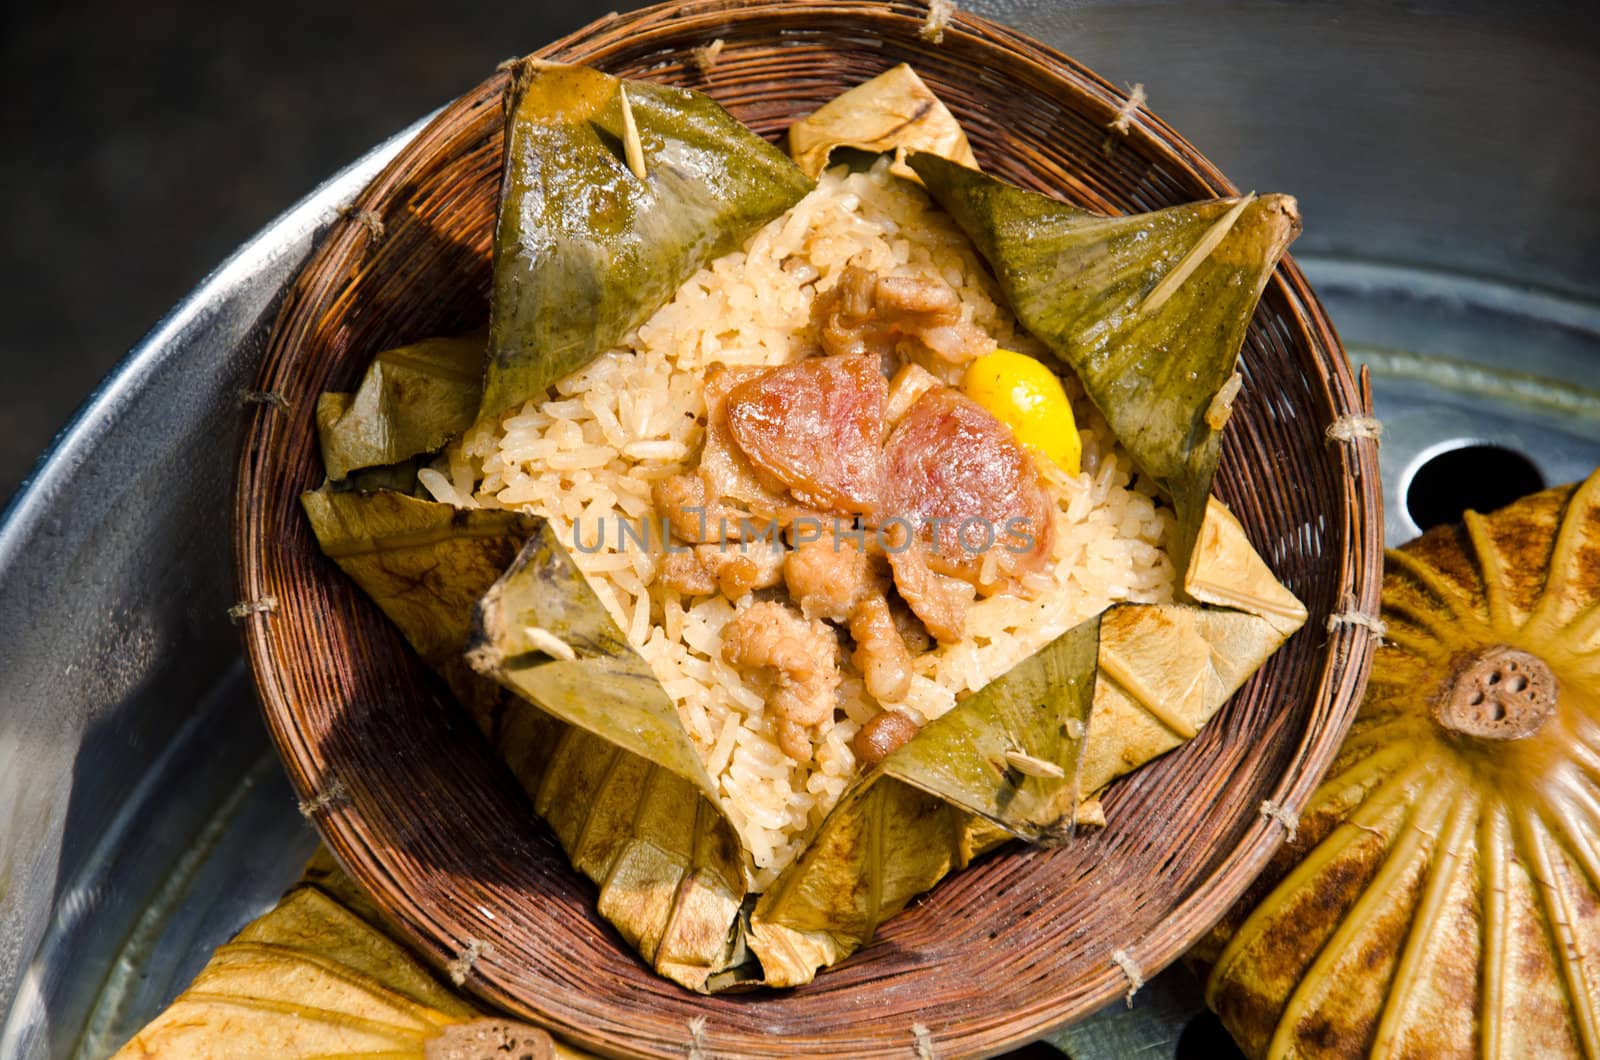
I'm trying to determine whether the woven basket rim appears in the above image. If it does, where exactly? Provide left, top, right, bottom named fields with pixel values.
left=233, top=2, right=1384, bottom=1055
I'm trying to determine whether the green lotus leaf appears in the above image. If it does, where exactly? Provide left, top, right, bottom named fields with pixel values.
left=909, top=152, right=1301, bottom=576
left=316, top=332, right=486, bottom=480
left=884, top=614, right=1099, bottom=841
left=483, top=61, right=814, bottom=420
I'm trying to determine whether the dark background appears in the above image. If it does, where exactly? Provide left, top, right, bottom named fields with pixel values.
left=6, top=2, right=1598, bottom=511
left=0, top=0, right=649, bottom=506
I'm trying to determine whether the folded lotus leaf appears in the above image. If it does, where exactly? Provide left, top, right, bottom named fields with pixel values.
left=493, top=697, right=749, bottom=992
left=787, top=63, right=978, bottom=182
left=751, top=614, right=1278, bottom=987
left=468, top=527, right=751, bottom=990
left=300, top=485, right=540, bottom=750
left=883, top=614, right=1099, bottom=840
left=113, top=852, right=590, bottom=1059
left=316, top=332, right=486, bottom=480
left=471, top=525, right=724, bottom=791
left=742, top=810, right=1018, bottom=988
left=747, top=619, right=1100, bottom=984
left=1078, top=603, right=1291, bottom=795
left=300, top=486, right=538, bottom=671
left=1185, top=497, right=1309, bottom=639
left=330, top=457, right=424, bottom=497
left=482, top=61, right=814, bottom=420
left=748, top=780, right=974, bottom=986
left=1079, top=499, right=1305, bottom=793
left=909, top=152, right=1301, bottom=576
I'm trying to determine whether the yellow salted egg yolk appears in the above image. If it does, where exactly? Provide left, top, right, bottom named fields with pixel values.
left=961, top=349, right=1082, bottom=475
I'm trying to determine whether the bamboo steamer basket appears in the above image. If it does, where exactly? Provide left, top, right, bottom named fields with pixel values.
left=233, top=2, right=1383, bottom=1055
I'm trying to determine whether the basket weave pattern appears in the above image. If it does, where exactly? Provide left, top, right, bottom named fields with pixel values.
left=234, top=3, right=1382, bottom=1055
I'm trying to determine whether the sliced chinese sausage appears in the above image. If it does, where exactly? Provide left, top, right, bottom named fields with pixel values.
left=725, top=353, right=887, bottom=515
left=700, top=362, right=791, bottom=515
left=883, top=386, right=1053, bottom=587
left=652, top=364, right=788, bottom=546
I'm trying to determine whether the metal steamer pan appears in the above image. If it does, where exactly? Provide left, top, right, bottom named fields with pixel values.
left=2, top=2, right=1596, bottom=1056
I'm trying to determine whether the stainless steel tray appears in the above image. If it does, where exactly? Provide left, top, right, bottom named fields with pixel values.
left=2, top=3, right=1596, bottom=1056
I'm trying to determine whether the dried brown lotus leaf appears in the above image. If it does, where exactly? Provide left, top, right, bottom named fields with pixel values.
left=787, top=63, right=979, bottom=181
left=299, top=845, right=389, bottom=922
left=1185, top=497, right=1309, bottom=638
left=427, top=1019, right=562, bottom=1060
left=114, top=996, right=435, bottom=1060
left=1077, top=499, right=1305, bottom=795
left=316, top=332, right=486, bottom=480
left=1079, top=603, right=1293, bottom=795
left=299, top=484, right=542, bottom=749
left=112, top=855, right=593, bottom=1059
left=1203, top=470, right=1600, bottom=1059
left=435, top=615, right=739, bottom=986
left=232, top=888, right=475, bottom=1019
